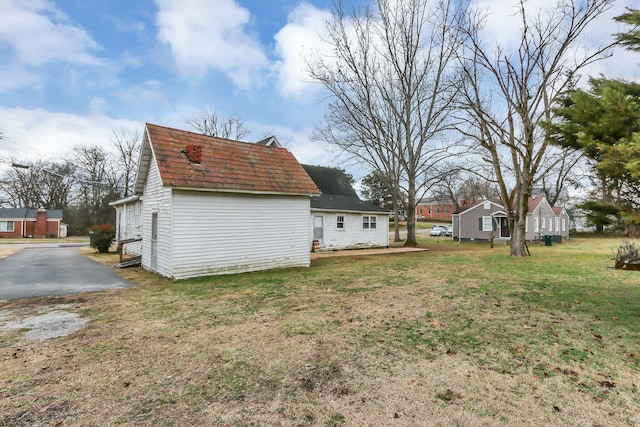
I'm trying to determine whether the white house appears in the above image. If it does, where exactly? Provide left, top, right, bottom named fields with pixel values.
left=302, top=165, right=390, bottom=251
left=125, top=123, right=319, bottom=279
left=109, top=195, right=142, bottom=257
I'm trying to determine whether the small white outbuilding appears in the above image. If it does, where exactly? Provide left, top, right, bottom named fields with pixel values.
left=123, top=123, right=319, bottom=279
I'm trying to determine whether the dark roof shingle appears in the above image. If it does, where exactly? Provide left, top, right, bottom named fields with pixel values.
left=302, top=165, right=389, bottom=213
left=0, top=209, right=63, bottom=219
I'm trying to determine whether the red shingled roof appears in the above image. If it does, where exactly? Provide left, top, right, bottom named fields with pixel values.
left=145, top=123, right=319, bottom=195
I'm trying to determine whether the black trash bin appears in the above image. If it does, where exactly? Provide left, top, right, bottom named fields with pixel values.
left=544, top=235, right=553, bottom=246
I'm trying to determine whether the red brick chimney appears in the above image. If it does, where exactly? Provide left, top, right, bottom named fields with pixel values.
left=185, top=145, right=202, bottom=163
left=34, top=209, right=47, bottom=238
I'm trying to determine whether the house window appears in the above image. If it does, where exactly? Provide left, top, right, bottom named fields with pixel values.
left=134, top=204, right=141, bottom=227
left=419, top=208, right=423, bottom=214
left=127, top=206, right=134, bottom=226
left=445, top=207, right=449, bottom=213
left=363, top=216, right=377, bottom=229
left=555, top=218, right=559, bottom=233
left=562, top=218, right=566, bottom=232
left=534, top=217, right=539, bottom=232
left=337, top=215, right=344, bottom=229
left=436, top=207, right=441, bottom=214
left=0, top=221, right=14, bottom=232
left=541, top=218, right=546, bottom=230
left=481, top=216, right=493, bottom=231
left=428, top=208, right=432, bottom=214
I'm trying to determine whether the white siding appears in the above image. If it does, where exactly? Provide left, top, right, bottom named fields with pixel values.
left=115, top=200, right=142, bottom=255
left=170, top=191, right=311, bottom=279
left=311, top=211, right=389, bottom=250
left=141, top=158, right=173, bottom=277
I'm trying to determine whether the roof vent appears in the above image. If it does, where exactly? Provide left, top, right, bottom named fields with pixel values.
left=185, top=145, right=202, bottom=164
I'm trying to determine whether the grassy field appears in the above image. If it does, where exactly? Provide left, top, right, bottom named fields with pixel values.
left=1, top=237, right=639, bottom=426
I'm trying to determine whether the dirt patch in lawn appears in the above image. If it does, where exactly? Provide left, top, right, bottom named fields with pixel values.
left=0, top=305, right=87, bottom=340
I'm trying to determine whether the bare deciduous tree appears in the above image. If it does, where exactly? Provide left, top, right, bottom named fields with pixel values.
left=310, top=0, right=467, bottom=245
left=186, top=111, right=251, bottom=140
left=111, top=129, right=140, bottom=197
left=0, top=160, right=75, bottom=209
left=457, top=0, right=615, bottom=256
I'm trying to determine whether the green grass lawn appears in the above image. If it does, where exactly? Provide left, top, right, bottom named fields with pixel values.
left=1, top=237, right=639, bottom=426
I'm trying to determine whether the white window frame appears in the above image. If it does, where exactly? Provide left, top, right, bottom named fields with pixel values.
left=0, top=221, right=14, bottom=232
left=336, top=215, right=345, bottom=230
left=541, top=217, right=546, bottom=230
left=363, top=216, right=377, bottom=229
left=562, top=218, right=566, bottom=232
left=555, top=217, right=559, bottom=233
left=481, top=216, right=493, bottom=232
left=534, top=217, right=539, bottom=233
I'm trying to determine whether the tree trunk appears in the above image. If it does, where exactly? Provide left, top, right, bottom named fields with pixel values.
left=405, top=180, right=418, bottom=246
left=510, top=196, right=529, bottom=256
left=392, top=200, right=402, bottom=242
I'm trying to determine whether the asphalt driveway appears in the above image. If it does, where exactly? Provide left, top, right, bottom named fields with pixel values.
left=0, top=246, right=133, bottom=300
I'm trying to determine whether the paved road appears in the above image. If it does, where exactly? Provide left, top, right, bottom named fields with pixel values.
left=0, top=247, right=133, bottom=300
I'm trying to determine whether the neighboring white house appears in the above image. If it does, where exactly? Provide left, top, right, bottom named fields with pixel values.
left=302, top=165, right=390, bottom=251
left=452, top=196, right=570, bottom=242
left=109, top=195, right=142, bottom=256
left=124, top=123, right=319, bottom=279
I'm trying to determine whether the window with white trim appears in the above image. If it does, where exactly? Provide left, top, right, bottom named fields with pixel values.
left=0, top=221, right=14, bottom=232
left=534, top=217, right=539, bottom=232
left=562, top=218, right=566, bottom=232
left=481, top=216, right=493, bottom=231
left=336, top=215, right=344, bottom=229
left=555, top=218, right=559, bottom=233
left=134, top=203, right=141, bottom=227
left=363, top=216, right=377, bottom=229
left=127, top=206, right=134, bottom=226
left=541, top=218, right=546, bottom=230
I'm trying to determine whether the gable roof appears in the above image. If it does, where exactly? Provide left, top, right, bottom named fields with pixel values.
left=454, top=199, right=503, bottom=215
left=302, top=165, right=359, bottom=197
left=255, top=136, right=282, bottom=148
left=302, top=165, right=389, bottom=213
left=551, top=206, right=566, bottom=216
left=528, top=196, right=545, bottom=213
left=0, top=208, right=63, bottom=220
left=455, top=196, right=560, bottom=216
left=135, top=124, right=319, bottom=196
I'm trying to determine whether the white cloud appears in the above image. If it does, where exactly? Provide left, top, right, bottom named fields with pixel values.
left=0, top=62, right=42, bottom=92
left=272, top=3, right=331, bottom=100
left=155, top=0, right=268, bottom=89
left=0, top=0, right=100, bottom=67
left=0, top=106, right=141, bottom=167
left=117, top=80, right=166, bottom=106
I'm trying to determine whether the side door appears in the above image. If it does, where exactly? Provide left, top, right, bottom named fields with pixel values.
left=313, top=215, right=324, bottom=247
left=150, top=212, right=158, bottom=272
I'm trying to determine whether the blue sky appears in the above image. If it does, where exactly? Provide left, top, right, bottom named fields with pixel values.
left=0, top=0, right=638, bottom=179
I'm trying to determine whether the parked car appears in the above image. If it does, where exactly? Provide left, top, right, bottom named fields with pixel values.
left=429, top=225, right=448, bottom=236
left=444, top=226, right=453, bottom=237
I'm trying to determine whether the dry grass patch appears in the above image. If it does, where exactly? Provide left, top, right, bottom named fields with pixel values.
left=1, top=238, right=639, bottom=426
left=0, top=247, right=21, bottom=260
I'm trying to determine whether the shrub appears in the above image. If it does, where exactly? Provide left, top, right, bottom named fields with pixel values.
left=89, top=224, right=116, bottom=253
left=614, top=241, right=640, bottom=270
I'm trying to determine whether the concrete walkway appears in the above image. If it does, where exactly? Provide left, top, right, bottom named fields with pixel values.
left=311, top=246, right=429, bottom=259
